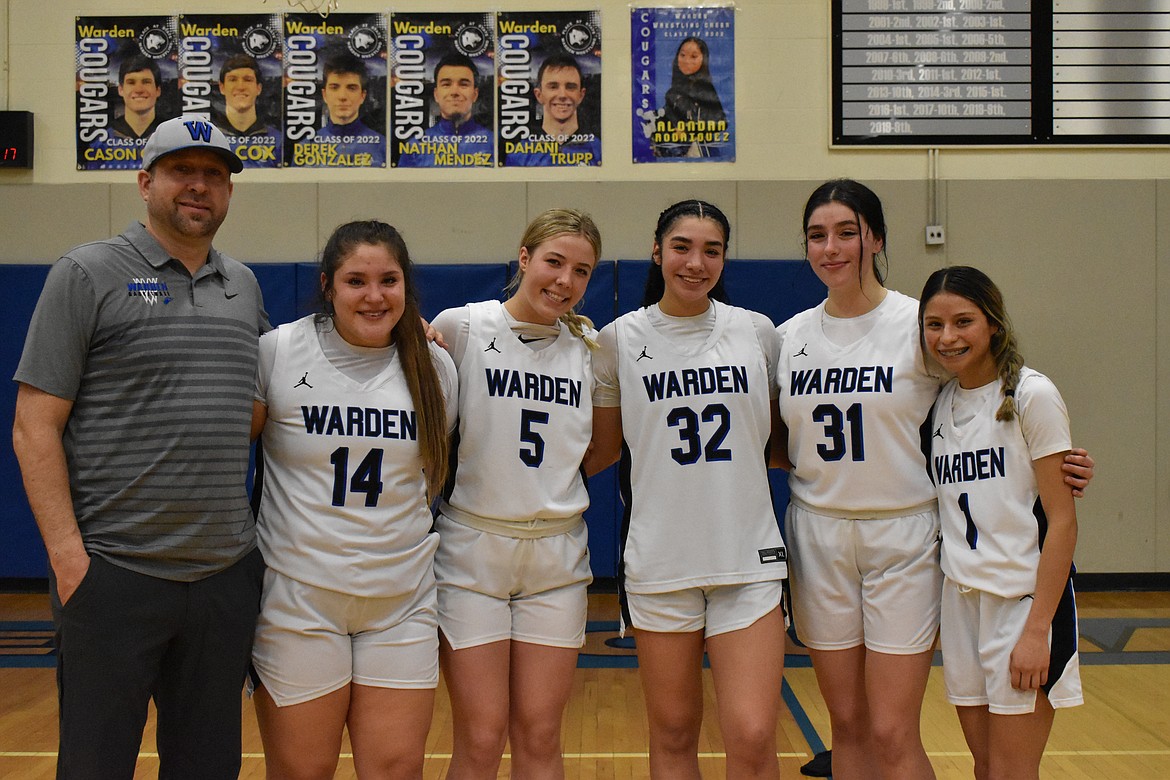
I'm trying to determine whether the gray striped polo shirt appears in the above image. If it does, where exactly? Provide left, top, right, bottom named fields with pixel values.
left=15, top=222, right=270, bottom=581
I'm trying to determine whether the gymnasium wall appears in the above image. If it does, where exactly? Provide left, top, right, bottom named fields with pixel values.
left=0, top=0, right=1167, bottom=576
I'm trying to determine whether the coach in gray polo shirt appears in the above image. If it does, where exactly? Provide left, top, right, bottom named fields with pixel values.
left=13, top=116, right=269, bottom=779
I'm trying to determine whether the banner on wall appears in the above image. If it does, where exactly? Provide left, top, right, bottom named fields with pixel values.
left=283, top=12, right=387, bottom=168
left=76, top=15, right=181, bottom=170
left=497, top=10, right=602, bottom=168
left=391, top=11, right=495, bottom=168
left=630, top=5, right=735, bottom=163
left=178, top=14, right=283, bottom=169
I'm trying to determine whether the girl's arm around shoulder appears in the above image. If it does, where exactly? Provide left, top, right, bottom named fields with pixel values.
left=251, top=328, right=280, bottom=440
left=746, top=309, right=781, bottom=368
left=590, top=320, right=621, bottom=405
left=757, top=314, right=792, bottom=470
left=584, top=322, right=622, bottom=476
left=428, top=340, right=460, bottom=435
left=585, top=406, right=622, bottom=477
left=250, top=401, right=267, bottom=442
left=1018, top=370, right=1096, bottom=496
left=430, top=305, right=472, bottom=364
left=748, top=309, right=782, bottom=401
left=768, top=407, right=791, bottom=471
left=1064, top=448, right=1094, bottom=498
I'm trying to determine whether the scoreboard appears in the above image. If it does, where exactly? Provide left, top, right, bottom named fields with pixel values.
left=833, top=0, right=1170, bottom=145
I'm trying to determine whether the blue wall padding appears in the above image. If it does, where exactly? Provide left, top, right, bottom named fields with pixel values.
left=1, top=265, right=52, bottom=579
left=250, top=263, right=300, bottom=328
left=418, top=264, right=511, bottom=323
left=1, top=259, right=823, bottom=580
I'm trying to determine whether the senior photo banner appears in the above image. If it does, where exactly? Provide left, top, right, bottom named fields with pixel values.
left=178, top=14, right=283, bottom=169
left=496, top=10, right=602, bottom=168
left=390, top=11, right=495, bottom=168
left=76, top=15, right=180, bottom=170
left=630, top=5, right=735, bottom=163
left=283, top=13, right=388, bottom=168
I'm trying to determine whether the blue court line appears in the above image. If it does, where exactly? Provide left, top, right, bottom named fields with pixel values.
left=0, top=656, right=55, bottom=668
left=0, top=621, right=51, bottom=631
left=1079, top=617, right=1170, bottom=653
left=783, top=678, right=827, bottom=756
left=1, top=621, right=55, bottom=667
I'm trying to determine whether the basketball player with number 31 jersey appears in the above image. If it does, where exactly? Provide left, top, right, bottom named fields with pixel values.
left=777, top=289, right=941, bottom=516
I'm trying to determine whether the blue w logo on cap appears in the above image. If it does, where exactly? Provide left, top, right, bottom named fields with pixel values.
left=182, top=120, right=213, bottom=142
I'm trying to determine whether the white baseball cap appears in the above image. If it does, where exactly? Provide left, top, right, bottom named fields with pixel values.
left=141, top=116, right=244, bottom=173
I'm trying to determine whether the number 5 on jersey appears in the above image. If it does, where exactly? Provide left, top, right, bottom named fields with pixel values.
left=519, top=408, right=549, bottom=467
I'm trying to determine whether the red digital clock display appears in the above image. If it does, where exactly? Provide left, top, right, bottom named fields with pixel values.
left=0, top=111, right=34, bottom=169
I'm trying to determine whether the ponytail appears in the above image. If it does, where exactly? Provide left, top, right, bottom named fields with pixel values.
left=560, top=310, right=599, bottom=351
left=993, top=329, right=1024, bottom=422
left=319, top=220, right=449, bottom=500
left=508, top=207, right=602, bottom=349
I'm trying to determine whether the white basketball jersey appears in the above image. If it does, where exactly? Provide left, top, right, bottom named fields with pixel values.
left=931, top=368, right=1071, bottom=598
left=440, top=300, right=593, bottom=527
left=612, top=302, right=787, bottom=593
left=777, top=291, right=940, bottom=515
left=257, top=316, right=442, bottom=597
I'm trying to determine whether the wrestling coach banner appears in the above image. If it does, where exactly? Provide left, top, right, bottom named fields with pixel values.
left=631, top=5, right=735, bottom=163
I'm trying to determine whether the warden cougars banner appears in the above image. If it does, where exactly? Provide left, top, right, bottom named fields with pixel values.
left=283, top=12, right=388, bottom=168
left=178, top=14, right=282, bottom=168
left=391, top=11, right=495, bottom=168
left=76, top=15, right=180, bottom=170
left=631, top=5, right=736, bottom=163
left=497, top=10, right=602, bottom=168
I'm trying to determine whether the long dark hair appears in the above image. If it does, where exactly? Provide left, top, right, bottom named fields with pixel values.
left=919, top=265, right=1023, bottom=421
left=670, top=37, right=713, bottom=87
left=641, top=199, right=731, bottom=307
left=802, top=178, right=889, bottom=286
left=317, top=220, right=449, bottom=499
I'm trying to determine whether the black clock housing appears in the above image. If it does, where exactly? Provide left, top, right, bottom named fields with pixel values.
left=0, top=111, right=34, bottom=169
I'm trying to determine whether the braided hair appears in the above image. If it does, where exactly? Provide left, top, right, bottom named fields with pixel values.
left=919, top=265, right=1023, bottom=421
left=505, top=208, right=602, bottom=350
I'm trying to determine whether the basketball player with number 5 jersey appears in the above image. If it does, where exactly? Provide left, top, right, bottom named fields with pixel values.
left=431, top=209, right=601, bottom=778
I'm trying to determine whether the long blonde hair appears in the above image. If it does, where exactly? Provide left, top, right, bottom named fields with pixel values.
left=506, top=208, right=602, bottom=350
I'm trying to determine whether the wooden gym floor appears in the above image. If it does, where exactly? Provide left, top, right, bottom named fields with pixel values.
left=1, top=590, right=1168, bottom=778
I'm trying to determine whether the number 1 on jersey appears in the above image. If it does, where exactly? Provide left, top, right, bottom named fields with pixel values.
left=958, top=492, right=978, bottom=550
